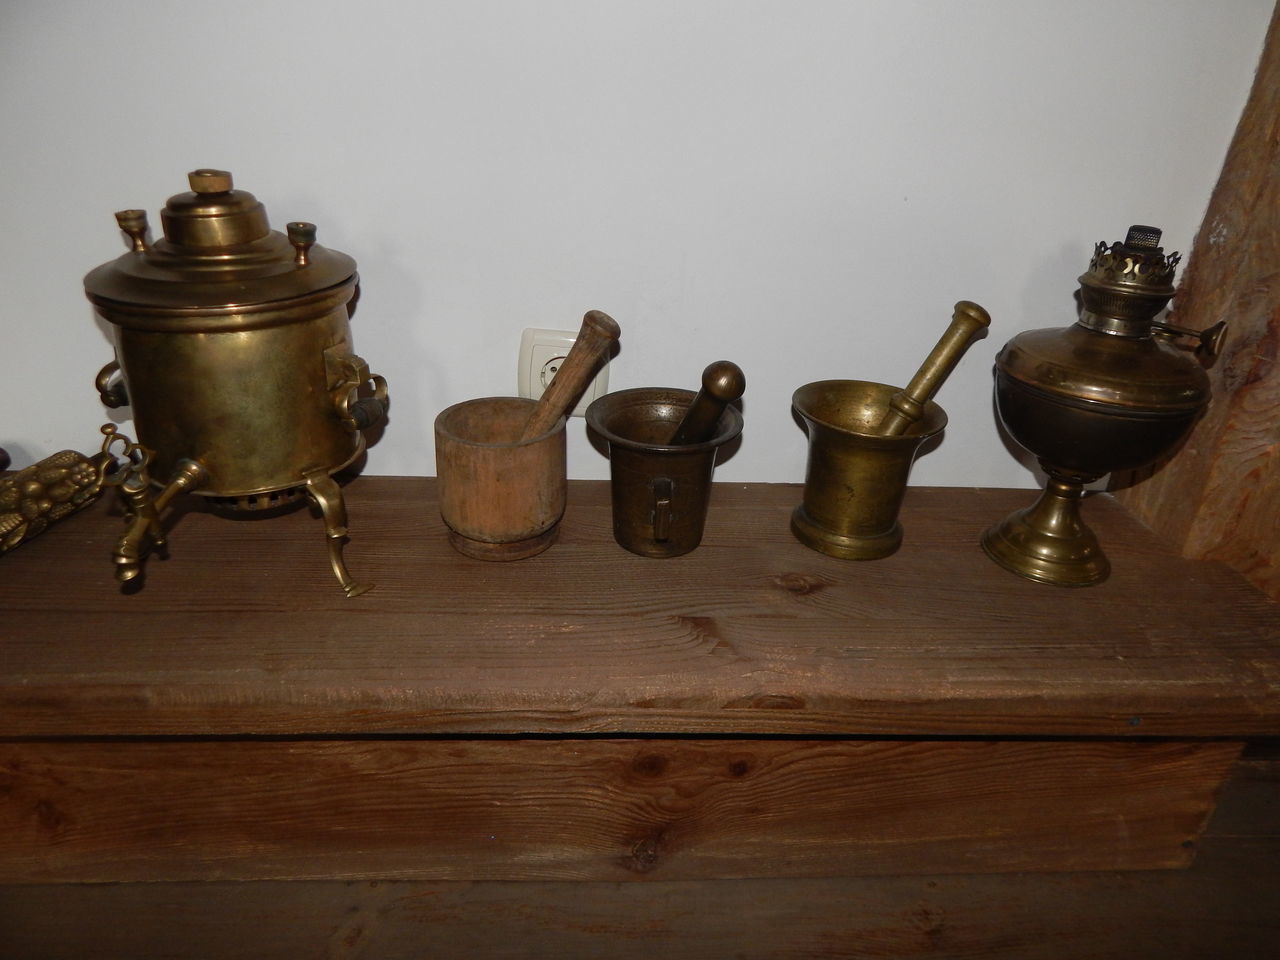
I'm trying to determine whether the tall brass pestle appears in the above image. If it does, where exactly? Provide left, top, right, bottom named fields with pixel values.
left=520, top=310, right=621, bottom=441
left=875, top=301, right=991, bottom=436
left=669, top=361, right=746, bottom=445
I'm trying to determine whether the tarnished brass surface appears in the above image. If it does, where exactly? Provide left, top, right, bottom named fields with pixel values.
left=792, top=380, right=946, bottom=560
left=790, top=300, right=984, bottom=560
left=669, top=361, right=746, bottom=446
left=0, top=448, right=113, bottom=553
left=982, top=226, right=1219, bottom=586
left=586, top=386, right=743, bottom=558
left=877, top=301, right=991, bottom=436
left=83, top=170, right=389, bottom=594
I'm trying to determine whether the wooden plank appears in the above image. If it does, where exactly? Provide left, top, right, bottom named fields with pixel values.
left=1, top=480, right=1277, bottom=738
left=0, top=738, right=1240, bottom=883
left=1113, top=6, right=1280, bottom=600
left=1, top=843, right=1275, bottom=960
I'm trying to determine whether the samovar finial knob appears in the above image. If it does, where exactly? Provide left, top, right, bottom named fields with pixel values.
left=114, top=209, right=150, bottom=252
left=188, top=169, right=233, bottom=194
left=287, top=221, right=317, bottom=266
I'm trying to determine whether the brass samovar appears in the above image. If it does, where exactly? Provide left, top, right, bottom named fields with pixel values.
left=84, top=169, right=389, bottom=596
left=982, top=226, right=1224, bottom=586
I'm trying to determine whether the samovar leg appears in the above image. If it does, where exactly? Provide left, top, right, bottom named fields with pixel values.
left=302, top=470, right=373, bottom=598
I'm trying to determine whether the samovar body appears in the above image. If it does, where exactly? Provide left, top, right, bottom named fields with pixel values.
left=84, top=169, right=388, bottom=595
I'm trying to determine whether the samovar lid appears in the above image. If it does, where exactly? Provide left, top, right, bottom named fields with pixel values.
left=83, top=169, right=356, bottom=313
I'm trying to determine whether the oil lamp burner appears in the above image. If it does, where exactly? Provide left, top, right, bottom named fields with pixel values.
left=83, top=169, right=389, bottom=596
left=982, top=225, right=1224, bottom=586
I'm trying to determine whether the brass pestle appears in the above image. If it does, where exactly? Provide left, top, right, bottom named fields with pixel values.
left=875, top=301, right=992, bottom=436
left=669, top=361, right=746, bottom=445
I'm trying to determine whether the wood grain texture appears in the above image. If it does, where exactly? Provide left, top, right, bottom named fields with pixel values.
left=0, top=738, right=1239, bottom=883
left=433, top=396, right=566, bottom=556
left=1, top=751, right=1274, bottom=960
left=1, top=479, right=1276, bottom=737
left=1113, top=7, right=1280, bottom=600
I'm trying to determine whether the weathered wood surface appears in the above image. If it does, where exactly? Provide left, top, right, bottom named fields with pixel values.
left=0, top=738, right=1238, bottom=883
left=2, top=747, right=1274, bottom=960
left=1113, top=5, right=1280, bottom=600
left=1, top=479, right=1277, bottom=737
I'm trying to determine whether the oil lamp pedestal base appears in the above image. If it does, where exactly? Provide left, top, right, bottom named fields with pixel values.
left=981, top=471, right=1111, bottom=587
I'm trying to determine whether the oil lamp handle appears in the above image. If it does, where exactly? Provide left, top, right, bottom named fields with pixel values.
left=669, top=361, right=746, bottom=446
left=520, top=310, right=621, bottom=441
left=877, top=300, right=991, bottom=436
left=1151, top=319, right=1228, bottom=362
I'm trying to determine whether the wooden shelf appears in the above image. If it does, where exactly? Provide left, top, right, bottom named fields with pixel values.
left=2, top=478, right=1276, bottom=739
left=0, top=478, right=1276, bottom=898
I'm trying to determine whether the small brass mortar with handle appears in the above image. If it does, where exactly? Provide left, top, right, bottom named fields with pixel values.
left=586, top=360, right=745, bottom=558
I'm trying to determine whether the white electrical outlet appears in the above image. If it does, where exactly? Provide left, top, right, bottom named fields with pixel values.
left=517, top=327, right=610, bottom=416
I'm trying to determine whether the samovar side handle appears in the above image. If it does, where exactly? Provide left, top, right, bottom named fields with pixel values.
left=95, top=359, right=129, bottom=408
left=330, top=354, right=389, bottom=432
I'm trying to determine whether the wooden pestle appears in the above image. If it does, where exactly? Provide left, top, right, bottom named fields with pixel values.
left=520, top=310, right=621, bottom=441
left=875, top=300, right=991, bottom=436
left=669, top=360, right=746, bottom=445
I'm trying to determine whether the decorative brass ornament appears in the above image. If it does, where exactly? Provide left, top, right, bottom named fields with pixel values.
left=0, top=447, right=113, bottom=553
left=83, top=170, right=390, bottom=595
left=0, top=427, right=157, bottom=556
left=982, top=225, right=1225, bottom=586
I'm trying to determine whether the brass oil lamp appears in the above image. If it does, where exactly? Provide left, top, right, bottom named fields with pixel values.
left=982, top=226, right=1224, bottom=586
left=83, top=169, right=389, bottom=596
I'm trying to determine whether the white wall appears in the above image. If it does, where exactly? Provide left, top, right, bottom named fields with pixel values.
left=0, top=0, right=1269, bottom=485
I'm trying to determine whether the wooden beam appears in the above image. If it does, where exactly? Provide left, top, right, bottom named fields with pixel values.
left=1114, top=4, right=1280, bottom=600
left=0, top=738, right=1240, bottom=883
left=3, top=748, right=1277, bottom=959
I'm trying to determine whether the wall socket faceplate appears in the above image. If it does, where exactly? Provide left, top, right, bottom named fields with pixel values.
left=517, top=327, right=610, bottom=416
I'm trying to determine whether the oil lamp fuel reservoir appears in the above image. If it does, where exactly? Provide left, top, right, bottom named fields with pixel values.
left=83, top=169, right=389, bottom=596
left=982, top=225, right=1225, bottom=586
